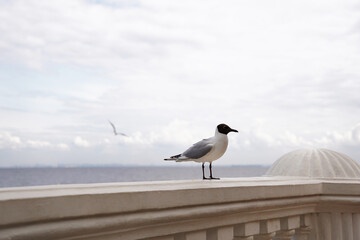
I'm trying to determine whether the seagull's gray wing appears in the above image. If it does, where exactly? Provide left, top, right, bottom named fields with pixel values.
left=108, top=120, right=128, bottom=137
left=108, top=120, right=117, bottom=135
left=182, top=138, right=213, bottom=159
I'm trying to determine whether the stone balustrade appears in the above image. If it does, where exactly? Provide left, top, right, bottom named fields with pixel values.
left=1, top=148, right=360, bottom=239
left=1, top=177, right=360, bottom=240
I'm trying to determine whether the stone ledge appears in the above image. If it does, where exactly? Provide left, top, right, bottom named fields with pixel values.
left=0, top=177, right=323, bottom=226
left=1, top=177, right=360, bottom=240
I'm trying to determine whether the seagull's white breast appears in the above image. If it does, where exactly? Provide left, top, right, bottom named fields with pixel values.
left=194, top=133, right=228, bottom=163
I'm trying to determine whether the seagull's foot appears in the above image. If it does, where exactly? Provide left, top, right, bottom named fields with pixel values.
left=210, top=177, right=220, bottom=180
left=202, top=177, right=211, bottom=180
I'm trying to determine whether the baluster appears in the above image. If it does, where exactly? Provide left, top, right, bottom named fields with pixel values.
left=174, top=233, right=186, bottom=240
left=206, top=228, right=217, bottom=240
left=353, top=213, right=360, bottom=240
left=254, top=219, right=280, bottom=240
left=330, top=212, right=342, bottom=240
left=310, top=213, right=320, bottom=240
left=149, top=236, right=174, bottom=240
left=218, top=226, right=233, bottom=240
left=186, top=230, right=206, bottom=240
left=234, top=237, right=254, bottom=240
left=294, top=227, right=311, bottom=240
left=233, top=222, right=259, bottom=240
left=294, top=214, right=312, bottom=240
left=275, top=230, right=295, bottom=240
left=318, top=213, right=331, bottom=240
left=274, top=216, right=299, bottom=239
left=342, top=213, right=353, bottom=240
left=253, top=232, right=276, bottom=240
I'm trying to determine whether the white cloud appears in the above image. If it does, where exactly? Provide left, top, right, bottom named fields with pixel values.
left=0, top=132, right=71, bottom=152
left=24, top=140, right=70, bottom=151
left=74, top=136, right=90, bottom=148
left=150, top=119, right=206, bottom=146
left=56, top=143, right=70, bottom=151
left=27, top=140, right=51, bottom=148
left=0, top=132, right=22, bottom=149
left=352, top=124, right=360, bottom=143
left=8, top=134, right=21, bottom=144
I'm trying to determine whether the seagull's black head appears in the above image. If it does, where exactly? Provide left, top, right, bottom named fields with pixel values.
left=217, top=123, right=238, bottom=135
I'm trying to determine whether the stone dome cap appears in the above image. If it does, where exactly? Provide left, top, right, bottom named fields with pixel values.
left=265, top=148, right=360, bottom=178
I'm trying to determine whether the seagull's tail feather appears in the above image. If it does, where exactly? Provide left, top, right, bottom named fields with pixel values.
left=164, top=154, right=191, bottom=162
left=164, top=154, right=181, bottom=161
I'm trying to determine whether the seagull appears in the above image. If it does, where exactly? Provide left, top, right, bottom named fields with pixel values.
left=108, top=120, right=128, bottom=137
left=164, top=123, right=238, bottom=180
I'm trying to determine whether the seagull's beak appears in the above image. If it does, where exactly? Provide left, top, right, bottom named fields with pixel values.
left=230, top=128, right=238, bottom=133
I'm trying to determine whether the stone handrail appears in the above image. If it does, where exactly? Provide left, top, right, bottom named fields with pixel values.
left=0, top=177, right=360, bottom=240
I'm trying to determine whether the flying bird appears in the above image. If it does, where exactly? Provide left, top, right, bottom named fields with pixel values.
left=108, top=120, right=128, bottom=137
left=164, top=123, right=238, bottom=180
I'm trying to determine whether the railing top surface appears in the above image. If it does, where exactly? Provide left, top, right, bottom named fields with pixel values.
left=1, top=176, right=360, bottom=200
left=1, top=177, right=360, bottom=231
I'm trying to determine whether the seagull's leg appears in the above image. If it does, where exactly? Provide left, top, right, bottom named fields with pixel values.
left=209, top=162, right=220, bottom=180
left=202, top=162, right=209, bottom=180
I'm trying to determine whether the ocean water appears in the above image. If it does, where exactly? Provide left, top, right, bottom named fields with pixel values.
left=0, top=166, right=269, bottom=188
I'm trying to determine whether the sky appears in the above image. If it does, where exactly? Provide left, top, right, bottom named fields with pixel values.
left=0, top=0, right=360, bottom=167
